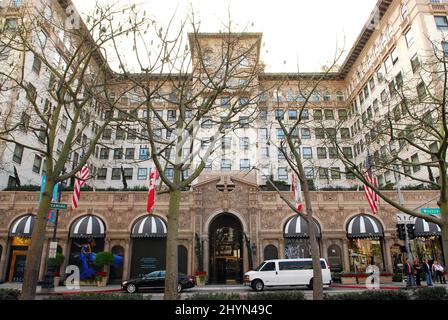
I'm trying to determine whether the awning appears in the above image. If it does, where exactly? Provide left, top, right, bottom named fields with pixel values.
left=9, top=214, right=35, bottom=238
left=131, top=215, right=167, bottom=238
left=284, top=215, right=321, bottom=239
left=70, top=215, right=105, bottom=238
left=413, top=217, right=441, bottom=237
left=347, top=214, right=383, bottom=239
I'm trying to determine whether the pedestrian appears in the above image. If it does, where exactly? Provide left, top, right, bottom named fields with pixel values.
left=403, top=258, right=414, bottom=289
left=423, top=259, right=433, bottom=286
left=413, top=259, right=422, bottom=286
left=433, top=261, right=447, bottom=284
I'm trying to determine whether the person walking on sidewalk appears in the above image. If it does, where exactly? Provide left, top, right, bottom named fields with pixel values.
left=403, top=258, right=414, bottom=289
left=423, top=259, right=433, bottom=286
left=433, top=261, right=447, bottom=284
left=413, top=259, right=422, bottom=286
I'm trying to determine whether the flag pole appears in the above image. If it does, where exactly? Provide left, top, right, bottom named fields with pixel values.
left=393, top=165, right=413, bottom=263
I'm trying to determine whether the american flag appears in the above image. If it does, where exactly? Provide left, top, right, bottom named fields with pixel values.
left=146, top=164, right=159, bottom=213
left=292, top=174, right=303, bottom=213
left=70, top=166, right=90, bottom=210
left=363, top=152, right=380, bottom=214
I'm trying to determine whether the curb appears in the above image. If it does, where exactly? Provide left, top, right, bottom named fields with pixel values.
left=37, top=288, right=123, bottom=296
left=330, top=284, right=403, bottom=290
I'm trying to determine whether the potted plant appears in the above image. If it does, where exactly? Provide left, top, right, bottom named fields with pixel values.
left=195, top=271, right=207, bottom=286
left=47, top=253, right=65, bottom=287
left=93, top=252, right=115, bottom=286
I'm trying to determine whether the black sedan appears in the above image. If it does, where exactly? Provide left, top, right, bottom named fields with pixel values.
left=121, top=270, right=195, bottom=293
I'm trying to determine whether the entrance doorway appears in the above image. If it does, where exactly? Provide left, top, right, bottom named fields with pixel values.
left=209, top=213, right=244, bottom=284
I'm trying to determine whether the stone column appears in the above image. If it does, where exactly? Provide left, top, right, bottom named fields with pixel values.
left=202, top=236, right=209, bottom=282
left=342, top=239, right=351, bottom=272
left=0, top=239, right=8, bottom=282
left=279, top=237, right=285, bottom=259
left=383, top=238, right=393, bottom=273
left=122, top=239, right=131, bottom=280
left=38, top=239, right=49, bottom=281
left=321, top=238, right=329, bottom=260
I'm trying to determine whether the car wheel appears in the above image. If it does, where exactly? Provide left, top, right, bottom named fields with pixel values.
left=126, top=284, right=137, bottom=294
left=177, top=283, right=183, bottom=293
left=307, top=278, right=314, bottom=290
left=252, top=280, right=264, bottom=292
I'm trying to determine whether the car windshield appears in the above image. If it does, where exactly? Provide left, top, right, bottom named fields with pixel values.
left=254, top=262, right=267, bottom=271
left=146, top=271, right=160, bottom=278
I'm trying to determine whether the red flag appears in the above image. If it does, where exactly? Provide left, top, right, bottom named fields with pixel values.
left=292, top=174, right=303, bottom=212
left=146, top=165, right=159, bottom=213
left=70, top=166, right=90, bottom=210
left=363, top=170, right=380, bottom=214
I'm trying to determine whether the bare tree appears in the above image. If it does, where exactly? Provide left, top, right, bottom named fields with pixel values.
left=328, top=40, right=448, bottom=267
left=107, top=10, right=272, bottom=299
left=0, top=1, right=146, bottom=299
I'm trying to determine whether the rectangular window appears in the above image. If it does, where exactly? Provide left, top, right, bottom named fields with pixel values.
left=167, top=110, right=176, bottom=121
left=201, top=117, right=213, bottom=129
left=304, top=167, right=314, bottom=179
left=315, top=128, right=325, bottom=139
left=329, top=147, right=338, bottom=159
left=338, top=109, right=347, bottom=120
left=417, top=82, right=427, bottom=101
left=299, top=109, right=309, bottom=120
left=32, top=155, right=42, bottom=173
left=124, top=168, right=133, bottom=180
left=435, top=16, right=448, bottom=29
left=411, top=54, right=420, bottom=73
left=221, top=159, right=232, bottom=171
left=302, top=147, right=312, bottom=159
left=278, top=167, right=288, bottom=180
left=240, top=159, right=250, bottom=171
left=221, top=137, right=232, bottom=150
left=343, top=147, right=353, bottom=159
left=100, top=148, right=109, bottom=160
left=97, top=168, right=107, bottom=180
left=330, top=167, right=341, bottom=180
left=239, top=116, right=249, bottom=128
left=276, top=128, right=285, bottom=140
left=275, top=109, right=284, bottom=120
left=221, top=97, right=230, bottom=107
left=317, top=147, right=327, bottom=159
left=125, top=148, right=135, bottom=160
left=240, top=137, right=249, bottom=150
left=411, top=153, right=421, bottom=173
left=113, top=148, right=123, bottom=160
left=111, top=168, right=121, bottom=180
left=261, top=146, right=269, bottom=157
left=341, top=128, right=350, bottom=139
left=165, top=168, right=174, bottom=179
left=318, top=168, right=329, bottom=179
left=56, top=140, right=63, bottom=154
left=260, top=128, right=268, bottom=140
left=116, top=127, right=125, bottom=140
left=32, top=54, right=41, bottom=74
left=301, top=128, right=311, bottom=139
left=313, top=110, right=322, bottom=120
left=405, top=29, right=415, bottom=48
left=324, top=109, right=334, bottom=120
left=288, top=109, right=297, bottom=120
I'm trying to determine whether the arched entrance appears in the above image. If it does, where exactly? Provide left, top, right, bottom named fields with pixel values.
left=109, top=245, right=124, bottom=284
left=178, top=245, right=188, bottom=274
left=6, top=214, right=35, bottom=282
left=209, top=213, right=244, bottom=284
left=130, top=214, right=167, bottom=278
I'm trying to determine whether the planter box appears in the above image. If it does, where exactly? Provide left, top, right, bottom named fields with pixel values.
left=54, top=276, right=61, bottom=287
left=380, top=275, right=393, bottom=284
left=195, top=276, right=206, bottom=286
left=96, top=278, right=108, bottom=287
left=340, top=276, right=358, bottom=285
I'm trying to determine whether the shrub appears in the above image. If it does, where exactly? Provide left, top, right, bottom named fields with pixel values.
left=94, top=252, right=115, bottom=267
left=0, top=289, right=21, bottom=300
left=47, top=253, right=65, bottom=268
left=392, top=273, right=403, bottom=282
left=247, top=291, right=305, bottom=300
left=44, top=293, right=148, bottom=300
left=186, top=293, right=244, bottom=300
left=324, top=290, right=410, bottom=300
left=412, top=287, right=448, bottom=300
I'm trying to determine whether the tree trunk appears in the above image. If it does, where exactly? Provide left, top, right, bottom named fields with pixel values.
left=302, top=188, right=323, bottom=300
left=20, top=178, right=55, bottom=300
left=164, top=188, right=181, bottom=300
left=440, top=200, right=448, bottom=268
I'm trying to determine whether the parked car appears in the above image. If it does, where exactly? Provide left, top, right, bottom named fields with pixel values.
left=244, top=258, right=332, bottom=291
left=121, top=270, right=195, bottom=293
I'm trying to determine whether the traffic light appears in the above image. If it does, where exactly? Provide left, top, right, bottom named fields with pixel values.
left=396, top=224, right=405, bottom=240
left=406, top=224, right=415, bottom=240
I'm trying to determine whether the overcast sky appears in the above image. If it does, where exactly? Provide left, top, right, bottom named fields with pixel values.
left=72, top=0, right=378, bottom=72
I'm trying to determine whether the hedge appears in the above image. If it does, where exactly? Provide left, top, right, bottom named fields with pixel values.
left=412, top=287, right=448, bottom=300
left=186, top=293, right=243, bottom=300
left=0, top=289, right=21, bottom=300
left=324, top=290, right=410, bottom=300
left=44, top=293, right=149, bottom=300
left=247, top=291, right=306, bottom=300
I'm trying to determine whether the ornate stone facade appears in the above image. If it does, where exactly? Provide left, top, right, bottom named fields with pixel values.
left=0, top=174, right=439, bottom=282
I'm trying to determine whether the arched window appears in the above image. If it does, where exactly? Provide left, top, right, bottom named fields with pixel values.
left=336, top=91, right=344, bottom=102
left=323, top=91, right=331, bottom=101
left=263, top=245, right=278, bottom=260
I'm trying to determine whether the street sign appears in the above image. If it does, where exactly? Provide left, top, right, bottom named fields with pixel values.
left=420, top=208, right=440, bottom=215
left=50, top=203, right=68, bottom=210
left=48, top=241, right=58, bottom=259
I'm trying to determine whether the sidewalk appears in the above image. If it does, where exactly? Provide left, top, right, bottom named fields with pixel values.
left=0, top=282, right=123, bottom=295
left=330, top=282, right=448, bottom=290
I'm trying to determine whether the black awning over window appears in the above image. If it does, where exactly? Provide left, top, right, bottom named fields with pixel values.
left=346, top=214, right=383, bottom=239
left=131, top=215, right=167, bottom=238
left=70, top=215, right=106, bottom=238
left=9, top=214, right=35, bottom=238
left=284, top=215, right=321, bottom=239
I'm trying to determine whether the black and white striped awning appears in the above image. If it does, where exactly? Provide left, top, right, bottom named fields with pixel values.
left=347, top=214, right=384, bottom=239
left=131, top=215, right=167, bottom=238
left=284, top=215, right=321, bottom=239
left=9, top=214, right=35, bottom=237
left=70, top=215, right=106, bottom=238
left=413, top=218, right=441, bottom=237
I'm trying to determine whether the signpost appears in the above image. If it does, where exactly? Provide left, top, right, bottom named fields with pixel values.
left=420, top=208, right=441, bottom=215
left=50, top=203, right=68, bottom=210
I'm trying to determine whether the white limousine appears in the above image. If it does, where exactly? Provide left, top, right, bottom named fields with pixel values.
left=244, top=258, right=332, bottom=291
